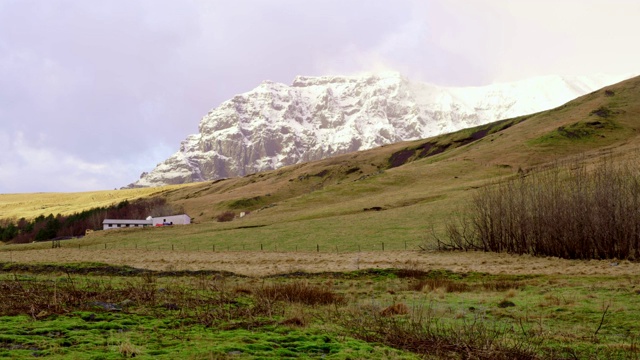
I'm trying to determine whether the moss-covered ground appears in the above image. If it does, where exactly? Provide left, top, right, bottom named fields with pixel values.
left=1, top=264, right=639, bottom=359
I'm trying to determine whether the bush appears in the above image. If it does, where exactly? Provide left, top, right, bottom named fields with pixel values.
left=439, top=158, right=640, bottom=260
left=216, top=211, right=235, bottom=222
left=256, top=281, right=344, bottom=306
left=338, top=303, right=537, bottom=359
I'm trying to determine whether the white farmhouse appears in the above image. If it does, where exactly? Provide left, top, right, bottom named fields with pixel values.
left=102, top=214, right=191, bottom=230
left=151, top=214, right=191, bottom=226
left=102, top=219, right=152, bottom=230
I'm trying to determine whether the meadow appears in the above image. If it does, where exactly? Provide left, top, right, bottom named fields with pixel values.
left=1, top=263, right=640, bottom=359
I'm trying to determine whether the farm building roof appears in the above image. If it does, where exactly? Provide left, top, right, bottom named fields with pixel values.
left=102, top=219, right=152, bottom=225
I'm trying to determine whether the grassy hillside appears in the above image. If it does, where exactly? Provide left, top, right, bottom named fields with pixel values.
left=0, top=185, right=198, bottom=221
left=3, top=76, right=640, bottom=251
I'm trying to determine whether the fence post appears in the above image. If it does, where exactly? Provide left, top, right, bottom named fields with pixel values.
left=104, top=243, right=107, bottom=250
left=261, top=244, right=263, bottom=251
left=317, top=244, right=319, bottom=252
left=172, top=244, right=174, bottom=251
left=213, top=244, right=215, bottom=252
left=382, top=242, right=385, bottom=251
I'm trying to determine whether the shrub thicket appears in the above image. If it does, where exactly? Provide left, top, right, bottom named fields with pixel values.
left=439, top=158, right=640, bottom=260
left=216, top=211, right=235, bottom=222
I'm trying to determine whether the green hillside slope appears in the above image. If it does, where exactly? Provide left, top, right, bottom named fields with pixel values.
left=4, top=75, right=640, bottom=250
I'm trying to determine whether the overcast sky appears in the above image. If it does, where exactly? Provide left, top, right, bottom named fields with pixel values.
left=1, top=0, right=639, bottom=193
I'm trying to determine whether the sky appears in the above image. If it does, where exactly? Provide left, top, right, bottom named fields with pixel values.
left=1, top=0, right=639, bottom=193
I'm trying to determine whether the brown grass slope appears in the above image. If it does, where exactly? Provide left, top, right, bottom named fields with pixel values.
left=0, top=185, right=199, bottom=221
left=3, top=75, right=640, bottom=252
left=165, top=75, right=640, bottom=224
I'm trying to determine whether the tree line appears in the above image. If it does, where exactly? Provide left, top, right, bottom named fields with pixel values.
left=0, top=198, right=178, bottom=244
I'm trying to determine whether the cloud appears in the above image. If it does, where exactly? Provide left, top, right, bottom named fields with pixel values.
left=0, top=131, right=173, bottom=193
left=1, top=0, right=639, bottom=193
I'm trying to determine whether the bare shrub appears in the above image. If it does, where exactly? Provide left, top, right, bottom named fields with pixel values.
left=380, top=303, right=409, bottom=316
left=337, top=304, right=538, bottom=359
left=408, top=278, right=470, bottom=293
left=482, top=280, right=524, bottom=292
left=280, top=316, right=307, bottom=327
left=216, top=211, right=235, bottom=222
left=256, top=281, right=345, bottom=306
left=441, top=157, right=640, bottom=260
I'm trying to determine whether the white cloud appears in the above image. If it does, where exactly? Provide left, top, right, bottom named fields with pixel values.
left=0, top=131, right=159, bottom=193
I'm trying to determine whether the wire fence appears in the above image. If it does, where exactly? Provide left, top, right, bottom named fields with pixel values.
left=0, top=239, right=427, bottom=262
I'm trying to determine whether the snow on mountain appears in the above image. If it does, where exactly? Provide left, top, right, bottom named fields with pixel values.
left=127, top=72, right=631, bottom=187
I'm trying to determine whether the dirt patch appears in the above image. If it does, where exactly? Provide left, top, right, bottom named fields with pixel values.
left=417, top=142, right=449, bottom=158
left=363, top=207, right=384, bottom=212
left=388, top=149, right=416, bottom=168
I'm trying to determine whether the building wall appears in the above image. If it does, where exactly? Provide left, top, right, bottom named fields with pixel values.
left=102, top=223, right=151, bottom=230
left=152, top=214, right=191, bottom=225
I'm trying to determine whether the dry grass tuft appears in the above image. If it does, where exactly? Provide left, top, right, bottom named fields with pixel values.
left=505, top=288, right=518, bottom=298
left=256, top=281, right=344, bottom=306
left=117, top=340, right=141, bottom=358
left=234, top=287, right=253, bottom=295
left=410, top=278, right=470, bottom=293
left=483, top=280, right=524, bottom=291
left=380, top=303, right=409, bottom=317
left=280, top=316, right=307, bottom=327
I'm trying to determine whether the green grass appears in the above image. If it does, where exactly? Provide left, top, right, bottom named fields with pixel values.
left=528, top=118, right=621, bottom=146
left=0, top=314, right=414, bottom=359
left=2, top=266, right=640, bottom=358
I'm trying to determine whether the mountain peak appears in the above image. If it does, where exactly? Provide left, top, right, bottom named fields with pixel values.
left=126, top=73, right=632, bottom=188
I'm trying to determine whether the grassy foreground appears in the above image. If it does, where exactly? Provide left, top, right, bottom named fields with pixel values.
left=1, top=263, right=640, bottom=359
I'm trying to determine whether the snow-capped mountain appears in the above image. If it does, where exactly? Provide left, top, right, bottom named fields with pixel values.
left=128, top=72, right=630, bottom=187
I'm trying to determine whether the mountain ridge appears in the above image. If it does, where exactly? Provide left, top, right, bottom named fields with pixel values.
left=127, top=72, right=631, bottom=188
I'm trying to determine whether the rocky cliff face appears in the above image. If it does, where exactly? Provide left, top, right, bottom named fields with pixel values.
left=128, top=72, right=628, bottom=187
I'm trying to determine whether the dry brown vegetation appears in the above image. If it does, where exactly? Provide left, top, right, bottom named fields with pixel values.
left=0, top=185, right=192, bottom=220
left=440, top=157, right=640, bottom=260
left=2, top=249, right=640, bottom=277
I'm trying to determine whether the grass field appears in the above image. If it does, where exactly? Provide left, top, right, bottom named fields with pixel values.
left=0, top=185, right=196, bottom=221
left=1, top=247, right=638, bottom=277
left=1, top=263, right=639, bottom=359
